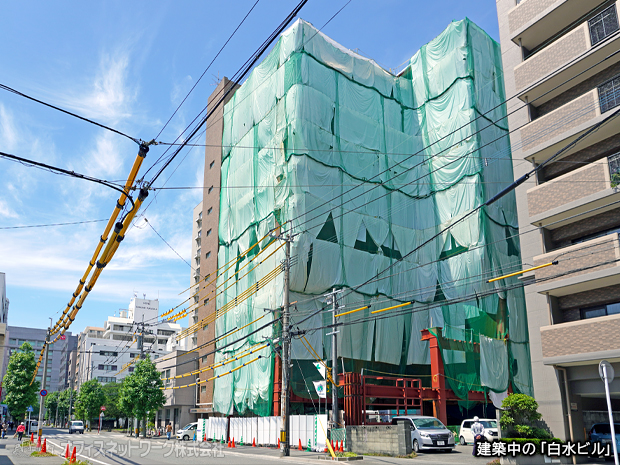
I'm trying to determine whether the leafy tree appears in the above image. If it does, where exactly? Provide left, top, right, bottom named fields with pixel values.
left=44, top=391, right=59, bottom=422
left=119, top=356, right=165, bottom=437
left=75, top=380, right=105, bottom=427
left=3, top=342, right=40, bottom=421
left=500, top=394, right=551, bottom=439
left=57, top=388, right=72, bottom=423
left=102, top=381, right=123, bottom=419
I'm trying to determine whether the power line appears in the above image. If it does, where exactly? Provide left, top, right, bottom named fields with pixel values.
left=0, top=151, right=134, bottom=208
left=154, top=0, right=261, bottom=140
left=0, top=219, right=108, bottom=230
left=0, top=83, right=140, bottom=144
left=143, top=218, right=193, bottom=269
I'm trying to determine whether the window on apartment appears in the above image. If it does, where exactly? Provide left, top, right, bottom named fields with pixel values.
left=207, top=207, right=213, bottom=215
left=99, top=351, right=118, bottom=357
left=201, top=386, right=207, bottom=393
left=206, top=251, right=211, bottom=259
left=581, top=301, right=620, bottom=320
left=207, top=229, right=212, bottom=237
left=210, top=161, right=215, bottom=169
left=599, top=74, right=620, bottom=113
left=589, top=4, right=619, bottom=47
left=208, top=186, right=214, bottom=194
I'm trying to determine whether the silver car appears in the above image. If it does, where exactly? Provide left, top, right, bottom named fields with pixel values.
left=392, top=415, right=455, bottom=453
left=69, top=420, right=84, bottom=434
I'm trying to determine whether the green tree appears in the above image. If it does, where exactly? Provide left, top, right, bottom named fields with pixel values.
left=500, top=394, right=551, bottom=439
left=102, top=381, right=123, bottom=419
left=119, top=356, right=165, bottom=437
left=75, top=380, right=105, bottom=428
left=57, top=389, right=72, bottom=424
left=3, top=342, right=40, bottom=421
left=44, top=391, right=59, bottom=423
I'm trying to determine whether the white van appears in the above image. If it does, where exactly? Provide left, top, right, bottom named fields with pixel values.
left=458, top=418, right=498, bottom=444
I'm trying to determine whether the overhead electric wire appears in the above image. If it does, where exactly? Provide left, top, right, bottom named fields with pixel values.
left=0, top=219, right=108, bottom=230
left=154, top=0, right=261, bottom=140
left=0, top=83, right=140, bottom=144
left=143, top=218, right=193, bottom=268
left=288, top=105, right=620, bottom=330
left=0, top=151, right=133, bottom=206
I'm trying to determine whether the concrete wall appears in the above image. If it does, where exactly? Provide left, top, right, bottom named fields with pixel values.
left=346, top=423, right=412, bottom=456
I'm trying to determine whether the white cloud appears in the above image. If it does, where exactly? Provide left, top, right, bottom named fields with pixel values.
left=0, top=104, right=18, bottom=151
left=0, top=199, right=18, bottom=219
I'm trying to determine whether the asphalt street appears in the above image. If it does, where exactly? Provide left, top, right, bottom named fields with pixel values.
left=0, top=427, right=490, bottom=465
left=0, top=427, right=611, bottom=465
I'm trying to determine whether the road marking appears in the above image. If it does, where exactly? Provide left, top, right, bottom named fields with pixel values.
left=46, top=438, right=113, bottom=465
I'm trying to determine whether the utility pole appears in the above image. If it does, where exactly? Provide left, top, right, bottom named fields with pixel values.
left=37, top=326, right=51, bottom=437
left=280, top=234, right=291, bottom=457
left=68, top=376, right=74, bottom=424
left=326, top=288, right=343, bottom=429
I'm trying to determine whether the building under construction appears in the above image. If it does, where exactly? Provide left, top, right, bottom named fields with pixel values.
left=192, top=17, right=533, bottom=425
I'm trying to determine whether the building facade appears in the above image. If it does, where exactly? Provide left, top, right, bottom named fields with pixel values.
left=155, top=350, right=198, bottom=431
left=189, top=201, right=203, bottom=350
left=58, top=334, right=78, bottom=390
left=0, top=273, right=8, bottom=397
left=74, top=297, right=186, bottom=387
left=496, top=0, right=620, bottom=441
left=4, top=326, right=73, bottom=392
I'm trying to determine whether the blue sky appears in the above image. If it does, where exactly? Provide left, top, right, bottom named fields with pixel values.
left=0, top=0, right=500, bottom=332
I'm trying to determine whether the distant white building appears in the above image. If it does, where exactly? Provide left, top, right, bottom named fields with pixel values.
left=75, top=297, right=187, bottom=387
left=189, top=201, right=202, bottom=349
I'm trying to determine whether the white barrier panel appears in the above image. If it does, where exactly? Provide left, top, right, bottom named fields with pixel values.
left=314, top=415, right=328, bottom=452
left=258, top=417, right=268, bottom=445
left=197, top=418, right=208, bottom=442
left=210, top=417, right=227, bottom=441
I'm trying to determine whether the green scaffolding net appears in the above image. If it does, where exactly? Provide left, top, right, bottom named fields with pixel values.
left=212, top=17, right=533, bottom=416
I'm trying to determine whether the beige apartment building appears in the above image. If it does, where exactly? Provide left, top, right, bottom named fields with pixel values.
left=189, top=200, right=202, bottom=350
left=497, top=0, right=620, bottom=441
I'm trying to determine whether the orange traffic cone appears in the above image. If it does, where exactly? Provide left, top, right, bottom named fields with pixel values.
left=324, top=445, right=328, bottom=453
left=42, top=439, right=47, bottom=454
left=277, top=437, right=280, bottom=448
left=339, top=441, right=343, bottom=452
left=298, top=439, right=303, bottom=451
left=232, top=437, right=236, bottom=448
left=71, top=446, right=77, bottom=464
left=65, top=443, right=70, bottom=459
left=30, top=433, right=33, bottom=443
left=252, top=438, right=256, bottom=447
left=227, top=438, right=231, bottom=448
left=330, top=439, right=334, bottom=451
left=37, top=435, right=41, bottom=450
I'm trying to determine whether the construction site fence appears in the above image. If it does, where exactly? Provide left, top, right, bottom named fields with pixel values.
left=196, top=414, right=328, bottom=451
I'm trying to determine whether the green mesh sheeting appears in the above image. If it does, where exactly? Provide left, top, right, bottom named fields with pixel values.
left=212, top=18, right=533, bottom=416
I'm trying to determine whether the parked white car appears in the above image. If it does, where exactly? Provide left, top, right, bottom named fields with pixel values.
left=458, top=418, right=498, bottom=444
left=176, top=422, right=197, bottom=441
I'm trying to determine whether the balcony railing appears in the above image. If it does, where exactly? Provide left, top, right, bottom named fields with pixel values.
left=533, top=232, right=620, bottom=285
left=540, top=312, right=620, bottom=363
left=526, top=158, right=611, bottom=217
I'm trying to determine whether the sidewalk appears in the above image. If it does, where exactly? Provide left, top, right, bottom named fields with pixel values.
left=0, top=435, right=64, bottom=465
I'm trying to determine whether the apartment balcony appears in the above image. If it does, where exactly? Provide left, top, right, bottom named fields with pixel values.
left=513, top=1, right=620, bottom=105
left=508, top=0, right=609, bottom=49
left=540, top=313, right=620, bottom=365
left=526, top=156, right=620, bottom=227
left=532, top=232, right=620, bottom=296
left=520, top=85, right=620, bottom=162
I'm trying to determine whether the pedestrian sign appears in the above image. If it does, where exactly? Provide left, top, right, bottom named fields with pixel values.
left=26, top=406, right=33, bottom=412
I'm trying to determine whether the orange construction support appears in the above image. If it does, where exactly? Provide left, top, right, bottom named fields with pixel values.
left=421, top=328, right=448, bottom=426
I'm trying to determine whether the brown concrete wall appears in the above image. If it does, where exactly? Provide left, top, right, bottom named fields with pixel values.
left=527, top=160, right=608, bottom=216
left=541, top=313, right=620, bottom=358
left=198, top=78, right=238, bottom=408
left=549, top=206, right=620, bottom=249
left=514, top=24, right=588, bottom=92
left=542, top=133, right=620, bottom=181
left=534, top=233, right=620, bottom=282
left=508, top=0, right=560, bottom=34
left=520, top=90, right=598, bottom=152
